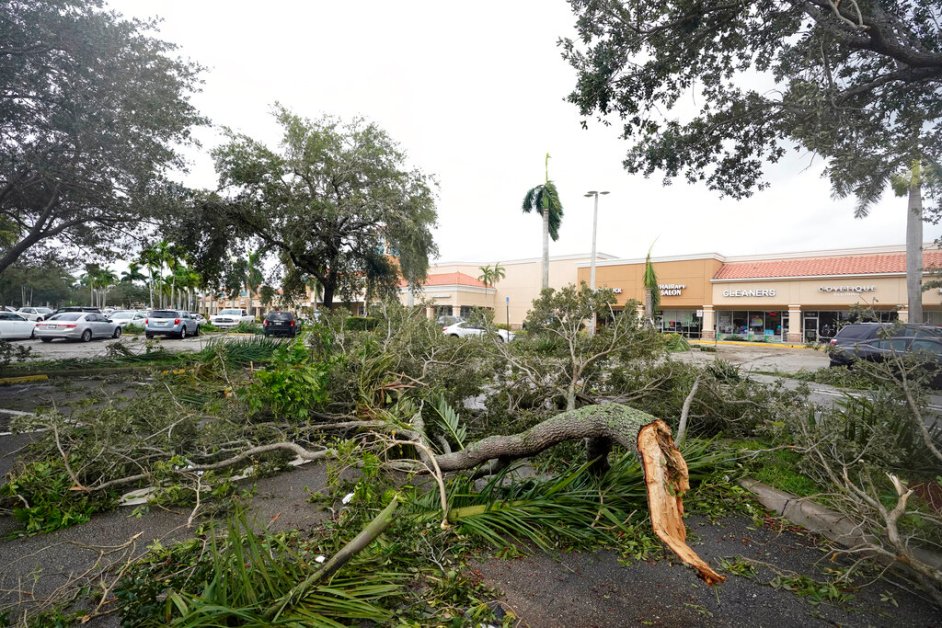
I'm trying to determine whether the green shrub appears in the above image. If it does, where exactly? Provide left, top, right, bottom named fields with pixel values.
left=662, top=332, right=689, bottom=352
left=245, top=338, right=330, bottom=420
left=199, top=322, right=220, bottom=333
left=123, top=323, right=144, bottom=335
left=344, top=316, right=379, bottom=331
left=231, top=321, right=262, bottom=334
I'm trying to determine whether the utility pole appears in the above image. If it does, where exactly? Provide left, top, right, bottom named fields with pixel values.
left=584, top=190, right=609, bottom=335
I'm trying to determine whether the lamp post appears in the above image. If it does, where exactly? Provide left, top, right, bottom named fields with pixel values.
left=584, top=190, right=609, bottom=335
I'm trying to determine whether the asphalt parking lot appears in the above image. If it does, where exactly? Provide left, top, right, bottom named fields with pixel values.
left=6, top=332, right=243, bottom=361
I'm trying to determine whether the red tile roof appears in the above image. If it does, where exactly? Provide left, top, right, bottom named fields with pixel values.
left=715, top=250, right=942, bottom=280
left=400, top=272, right=487, bottom=288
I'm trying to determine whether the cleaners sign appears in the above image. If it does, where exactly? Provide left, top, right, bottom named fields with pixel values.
left=722, top=288, right=776, bottom=297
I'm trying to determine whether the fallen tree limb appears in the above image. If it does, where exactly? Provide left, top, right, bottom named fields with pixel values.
left=432, top=403, right=725, bottom=584
left=269, top=494, right=400, bottom=620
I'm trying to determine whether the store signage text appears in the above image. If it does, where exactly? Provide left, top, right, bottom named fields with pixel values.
left=612, top=288, right=623, bottom=294
left=817, top=285, right=876, bottom=293
left=659, top=283, right=686, bottom=296
left=722, top=288, right=776, bottom=298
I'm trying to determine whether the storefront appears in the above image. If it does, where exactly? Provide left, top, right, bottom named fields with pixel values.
left=403, top=245, right=940, bottom=337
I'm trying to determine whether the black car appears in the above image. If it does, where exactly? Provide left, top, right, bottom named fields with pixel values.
left=829, top=323, right=942, bottom=367
left=263, top=311, right=299, bottom=337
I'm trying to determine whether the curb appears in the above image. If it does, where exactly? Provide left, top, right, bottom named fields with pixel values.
left=0, top=374, right=49, bottom=386
left=690, top=340, right=815, bottom=350
left=740, top=478, right=942, bottom=570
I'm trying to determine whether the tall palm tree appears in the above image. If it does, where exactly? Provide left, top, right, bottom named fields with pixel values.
left=478, top=262, right=506, bottom=311
left=890, top=159, right=939, bottom=324
left=643, top=244, right=659, bottom=324
left=522, top=153, right=564, bottom=290
left=121, top=262, right=146, bottom=285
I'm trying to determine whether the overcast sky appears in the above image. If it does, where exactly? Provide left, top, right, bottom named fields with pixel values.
left=117, top=0, right=936, bottom=265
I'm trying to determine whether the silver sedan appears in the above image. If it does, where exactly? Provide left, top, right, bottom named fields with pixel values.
left=34, top=312, right=122, bottom=343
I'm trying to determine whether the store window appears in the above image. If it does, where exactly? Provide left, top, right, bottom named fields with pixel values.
left=715, top=310, right=786, bottom=341
left=655, top=309, right=702, bottom=339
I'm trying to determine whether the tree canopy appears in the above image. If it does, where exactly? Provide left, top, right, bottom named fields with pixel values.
left=0, top=0, right=205, bottom=274
left=206, top=106, right=438, bottom=308
left=561, top=0, right=941, bottom=214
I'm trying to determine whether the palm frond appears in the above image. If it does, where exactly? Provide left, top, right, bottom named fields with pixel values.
left=542, top=181, right=564, bottom=240
left=431, top=394, right=467, bottom=450
left=522, top=186, right=541, bottom=213
left=643, top=244, right=660, bottom=311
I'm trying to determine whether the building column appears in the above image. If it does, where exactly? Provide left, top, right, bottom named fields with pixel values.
left=700, top=305, right=715, bottom=340
left=786, top=305, right=802, bottom=343
left=897, top=306, right=909, bottom=323
left=425, top=305, right=435, bottom=320
left=452, top=305, right=461, bottom=317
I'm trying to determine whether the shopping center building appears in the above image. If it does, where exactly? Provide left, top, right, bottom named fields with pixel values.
left=402, top=244, right=942, bottom=342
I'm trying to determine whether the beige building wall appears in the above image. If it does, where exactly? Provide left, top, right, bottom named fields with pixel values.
left=711, top=276, right=940, bottom=309
left=402, top=254, right=607, bottom=327
left=576, top=256, right=723, bottom=308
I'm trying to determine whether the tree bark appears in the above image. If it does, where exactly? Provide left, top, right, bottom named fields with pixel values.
left=432, top=403, right=725, bottom=584
left=542, top=207, right=550, bottom=290
left=906, top=178, right=924, bottom=324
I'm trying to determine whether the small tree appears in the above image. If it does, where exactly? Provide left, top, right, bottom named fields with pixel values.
left=512, top=284, right=658, bottom=411
left=642, top=245, right=659, bottom=324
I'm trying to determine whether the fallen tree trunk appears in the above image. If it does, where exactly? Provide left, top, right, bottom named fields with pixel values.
left=432, top=403, right=725, bottom=584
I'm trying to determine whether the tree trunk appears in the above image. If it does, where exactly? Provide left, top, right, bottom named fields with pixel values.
left=431, top=403, right=724, bottom=584
left=907, top=178, right=924, bottom=324
left=541, top=208, right=550, bottom=290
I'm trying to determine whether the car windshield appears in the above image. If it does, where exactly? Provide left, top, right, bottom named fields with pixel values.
left=50, top=313, right=81, bottom=321
left=150, top=311, right=178, bottom=318
left=219, top=309, right=242, bottom=315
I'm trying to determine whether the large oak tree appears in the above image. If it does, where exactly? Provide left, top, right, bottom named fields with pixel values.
left=0, top=0, right=204, bottom=275
left=209, top=106, right=438, bottom=308
left=562, top=0, right=941, bottom=321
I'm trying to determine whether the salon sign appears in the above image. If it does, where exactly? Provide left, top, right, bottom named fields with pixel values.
left=659, top=283, right=686, bottom=296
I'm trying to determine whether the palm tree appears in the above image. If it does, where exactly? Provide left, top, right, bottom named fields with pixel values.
left=522, top=153, right=564, bottom=290
left=478, top=262, right=506, bottom=311
left=121, top=262, right=146, bottom=285
left=643, top=244, right=659, bottom=324
left=890, top=159, right=938, bottom=324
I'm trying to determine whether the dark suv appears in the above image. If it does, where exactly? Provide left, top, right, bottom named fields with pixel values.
left=828, top=323, right=942, bottom=367
left=263, top=311, right=299, bottom=338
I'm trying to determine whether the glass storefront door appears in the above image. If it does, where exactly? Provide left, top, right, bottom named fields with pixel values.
left=803, top=315, right=818, bottom=342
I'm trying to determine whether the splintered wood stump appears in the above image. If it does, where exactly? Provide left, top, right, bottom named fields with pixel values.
left=433, top=403, right=725, bottom=584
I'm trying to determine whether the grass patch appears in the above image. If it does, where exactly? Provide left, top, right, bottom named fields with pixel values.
left=729, top=438, right=824, bottom=498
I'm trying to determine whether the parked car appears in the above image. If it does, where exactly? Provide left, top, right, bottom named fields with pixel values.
left=828, top=323, right=942, bottom=366
left=0, top=311, right=36, bottom=339
left=54, top=306, right=102, bottom=315
left=17, top=307, right=53, bottom=321
left=435, top=315, right=464, bottom=327
left=443, top=320, right=514, bottom=342
left=34, top=312, right=120, bottom=342
left=190, top=313, right=206, bottom=325
left=210, top=308, right=255, bottom=329
left=108, top=310, right=147, bottom=328
left=263, top=311, right=300, bottom=337
left=144, top=310, right=199, bottom=339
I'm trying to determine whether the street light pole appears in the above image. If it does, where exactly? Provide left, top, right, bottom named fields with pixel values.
left=584, top=190, right=609, bottom=335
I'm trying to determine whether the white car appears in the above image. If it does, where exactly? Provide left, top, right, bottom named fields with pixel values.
left=443, top=321, right=514, bottom=342
left=17, top=307, right=54, bottom=321
left=210, top=308, right=255, bottom=329
left=108, top=310, right=147, bottom=328
left=0, top=311, right=36, bottom=339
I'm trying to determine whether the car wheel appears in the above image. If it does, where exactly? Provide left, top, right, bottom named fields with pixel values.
left=30, top=329, right=36, bottom=339
left=40, top=337, right=52, bottom=343
left=450, top=334, right=460, bottom=338
left=112, top=327, right=122, bottom=339
left=194, top=325, right=200, bottom=337
left=145, top=332, right=154, bottom=339
left=179, top=326, right=187, bottom=340
left=81, top=329, right=92, bottom=342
